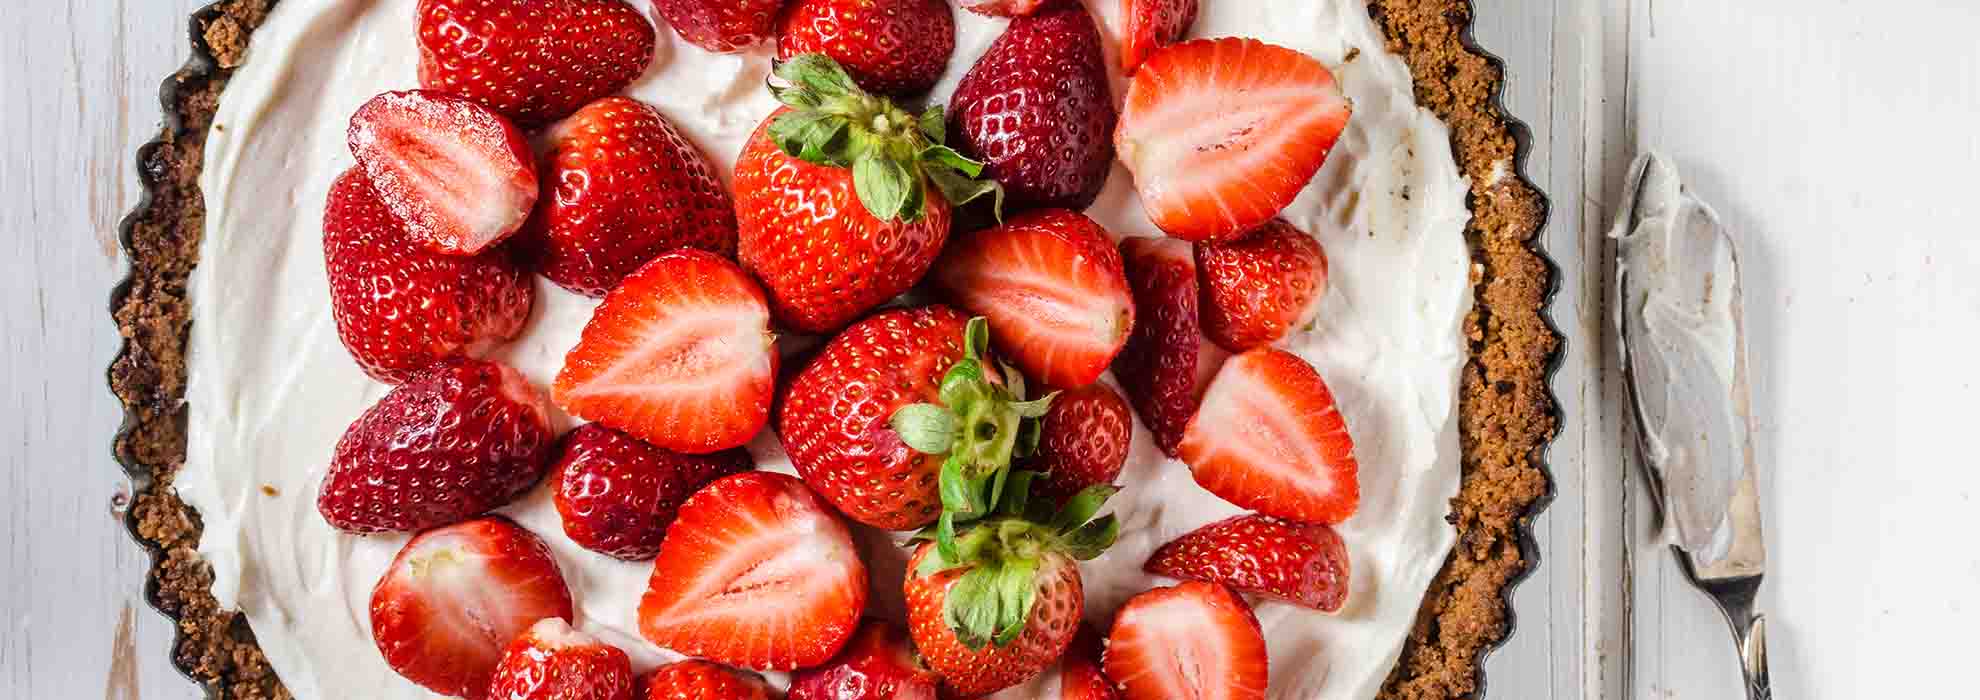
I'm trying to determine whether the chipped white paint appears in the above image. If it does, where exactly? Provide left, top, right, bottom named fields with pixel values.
left=3, top=0, right=1975, bottom=698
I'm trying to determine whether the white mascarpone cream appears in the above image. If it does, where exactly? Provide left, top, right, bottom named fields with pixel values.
left=183, top=0, right=1474, bottom=697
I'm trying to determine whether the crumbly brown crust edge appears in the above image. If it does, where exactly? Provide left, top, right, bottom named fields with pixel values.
left=107, top=2, right=1557, bottom=699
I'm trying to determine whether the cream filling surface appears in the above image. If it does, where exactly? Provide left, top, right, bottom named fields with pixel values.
left=183, top=1, right=1474, bottom=698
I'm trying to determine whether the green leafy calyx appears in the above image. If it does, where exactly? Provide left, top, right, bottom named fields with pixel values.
left=888, top=318, right=1058, bottom=523
left=767, top=54, right=1003, bottom=222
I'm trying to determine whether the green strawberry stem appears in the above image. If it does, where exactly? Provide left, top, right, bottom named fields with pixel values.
left=890, top=318, right=1054, bottom=522
left=767, top=54, right=1004, bottom=222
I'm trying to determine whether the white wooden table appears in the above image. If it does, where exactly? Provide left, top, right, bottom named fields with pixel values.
left=5, top=1, right=1975, bottom=698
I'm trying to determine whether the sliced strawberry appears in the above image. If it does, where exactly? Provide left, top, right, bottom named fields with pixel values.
left=1116, top=38, right=1353, bottom=242
left=347, top=90, right=537, bottom=256
left=637, top=660, right=776, bottom=700
left=1025, top=383, right=1133, bottom=506
left=1196, top=218, right=1330, bottom=352
left=370, top=516, right=574, bottom=700
left=1145, top=514, right=1351, bottom=612
left=416, top=0, right=656, bottom=128
left=932, top=210, right=1133, bottom=389
left=318, top=358, right=554, bottom=534
left=653, top=0, right=786, bottom=53
left=487, top=618, right=635, bottom=700
left=525, top=97, right=738, bottom=297
left=789, top=619, right=941, bottom=700
left=638, top=472, right=867, bottom=670
left=777, top=0, right=956, bottom=97
left=555, top=250, right=777, bottom=455
left=1179, top=348, right=1359, bottom=524
left=1120, top=0, right=1199, bottom=73
left=323, top=167, right=534, bottom=383
left=1101, top=582, right=1268, bottom=700
left=958, top=0, right=1047, bottom=16
left=551, top=424, right=755, bottom=560
left=1111, top=237, right=1227, bottom=456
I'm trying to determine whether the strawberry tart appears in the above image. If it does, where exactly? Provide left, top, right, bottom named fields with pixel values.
left=110, top=1, right=1556, bottom=699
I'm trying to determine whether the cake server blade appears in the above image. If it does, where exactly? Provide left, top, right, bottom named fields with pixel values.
left=1613, top=153, right=1771, bottom=699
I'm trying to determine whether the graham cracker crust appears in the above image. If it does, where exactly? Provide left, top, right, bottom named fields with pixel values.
left=107, top=2, right=1557, bottom=698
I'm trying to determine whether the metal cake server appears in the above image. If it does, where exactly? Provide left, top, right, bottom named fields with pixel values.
left=1614, top=153, right=1772, bottom=700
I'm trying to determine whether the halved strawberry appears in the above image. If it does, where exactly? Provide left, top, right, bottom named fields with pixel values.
left=370, top=516, right=574, bottom=700
left=1179, top=348, right=1359, bottom=524
left=1120, top=0, right=1198, bottom=73
left=323, top=167, right=534, bottom=384
left=638, top=472, right=867, bottom=670
left=1144, top=514, right=1351, bottom=612
left=637, top=660, right=776, bottom=700
left=525, top=96, right=738, bottom=297
left=1111, top=237, right=1227, bottom=455
left=555, top=250, right=777, bottom=455
left=1196, top=218, right=1331, bottom=352
left=1101, top=581, right=1268, bottom=700
left=789, top=619, right=941, bottom=700
left=347, top=90, right=537, bottom=256
left=487, top=618, right=635, bottom=700
left=1025, top=383, right=1133, bottom=506
left=417, top=0, right=656, bottom=128
left=932, top=209, right=1133, bottom=389
left=551, top=424, right=755, bottom=560
left=1116, top=38, right=1353, bottom=242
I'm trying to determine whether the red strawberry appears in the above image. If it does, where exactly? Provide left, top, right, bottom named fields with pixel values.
left=323, top=168, right=534, bottom=384
left=777, top=0, right=956, bottom=97
left=932, top=209, right=1133, bottom=389
left=781, top=308, right=1052, bottom=530
left=524, top=97, right=738, bottom=297
left=789, top=619, right=941, bottom=700
left=1024, top=383, right=1132, bottom=506
left=554, top=250, right=777, bottom=455
left=948, top=2, right=1116, bottom=212
left=638, top=472, right=868, bottom=670
left=317, top=358, right=553, bottom=534
left=1101, top=581, right=1268, bottom=700
left=1179, top=347, right=1359, bottom=524
left=1119, top=0, right=1198, bottom=73
left=347, top=90, right=538, bottom=256
left=1055, top=626, right=1119, bottom=700
left=653, top=0, right=785, bottom=53
left=370, top=517, right=574, bottom=700
left=958, top=0, right=1046, bottom=17
left=905, top=498, right=1109, bottom=698
left=736, top=56, right=998, bottom=333
left=551, top=424, right=755, bottom=560
left=416, top=0, right=656, bottom=128
left=1195, top=218, right=1330, bottom=352
left=1144, top=514, right=1351, bottom=612
left=636, top=660, right=776, bottom=700
left=487, top=618, right=636, bottom=700
left=1111, top=237, right=1227, bottom=456
left=1116, top=38, right=1353, bottom=242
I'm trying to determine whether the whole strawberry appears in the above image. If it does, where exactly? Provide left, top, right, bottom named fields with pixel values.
left=653, top=0, right=786, bottom=53
left=1144, top=514, right=1351, bottom=612
left=323, top=168, right=533, bottom=384
left=948, top=2, right=1116, bottom=212
left=904, top=477, right=1119, bottom=696
left=551, top=424, right=754, bottom=560
left=789, top=619, right=941, bottom=700
left=1196, top=218, right=1330, bottom=352
left=780, top=308, right=1052, bottom=530
left=958, top=0, right=1046, bottom=17
left=525, top=97, right=738, bottom=297
left=777, top=0, right=955, bottom=97
left=1024, top=383, right=1132, bottom=506
left=317, top=358, right=554, bottom=534
left=416, top=0, right=656, bottom=128
left=637, top=661, right=776, bottom=700
left=487, top=618, right=636, bottom=700
left=1121, top=0, right=1199, bottom=73
left=736, top=55, right=1000, bottom=333
left=371, top=516, right=574, bottom=700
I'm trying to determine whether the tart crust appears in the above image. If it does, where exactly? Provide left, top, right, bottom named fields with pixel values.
left=108, top=2, right=1557, bottom=698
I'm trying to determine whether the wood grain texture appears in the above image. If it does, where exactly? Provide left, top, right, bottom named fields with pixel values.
left=6, top=0, right=1976, bottom=698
